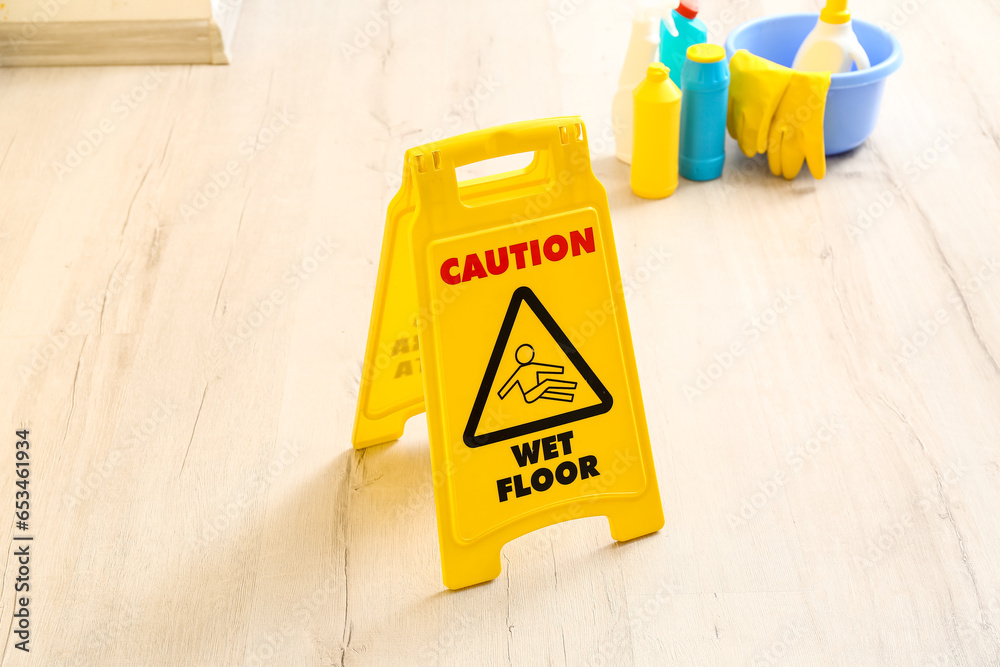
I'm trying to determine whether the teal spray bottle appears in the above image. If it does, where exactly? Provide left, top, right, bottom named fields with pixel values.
left=659, top=0, right=707, bottom=88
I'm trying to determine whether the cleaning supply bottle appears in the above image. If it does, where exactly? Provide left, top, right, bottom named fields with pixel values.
left=631, top=63, right=681, bottom=199
left=613, top=4, right=662, bottom=164
left=679, top=43, right=729, bottom=181
left=792, top=0, right=870, bottom=73
left=660, top=0, right=707, bottom=88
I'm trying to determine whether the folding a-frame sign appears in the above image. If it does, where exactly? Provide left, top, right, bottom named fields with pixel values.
left=353, top=117, right=663, bottom=589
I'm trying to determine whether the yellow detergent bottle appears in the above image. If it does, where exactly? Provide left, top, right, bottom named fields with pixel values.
left=630, top=63, right=681, bottom=199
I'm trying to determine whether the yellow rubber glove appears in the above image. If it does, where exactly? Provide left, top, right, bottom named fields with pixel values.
left=767, top=70, right=831, bottom=179
left=727, top=50, right=794, bottom=158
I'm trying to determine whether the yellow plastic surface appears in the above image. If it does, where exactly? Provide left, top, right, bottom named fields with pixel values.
left=353, top=117, right=664, bottom=589
left=687, top=43, right=725, bottom=64
left=631, top=63, right=681, bottom=199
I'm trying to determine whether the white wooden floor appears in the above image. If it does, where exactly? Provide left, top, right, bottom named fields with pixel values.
left=2, top=0, right=1000, bottom=664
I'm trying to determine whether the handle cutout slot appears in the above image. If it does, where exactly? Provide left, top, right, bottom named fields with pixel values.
left=455, top=151, right=536, bottom=183
left=456, top=150, right=556, bottom=207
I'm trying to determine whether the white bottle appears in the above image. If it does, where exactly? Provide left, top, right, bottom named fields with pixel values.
left=612, top=7, right=662, bottom=164
left=792, top=0, right=870, bottom=73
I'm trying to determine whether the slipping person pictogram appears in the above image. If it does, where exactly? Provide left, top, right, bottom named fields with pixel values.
left=497, top=344, right=577, bottom=404
left=464, top=287, right=613, bottom=448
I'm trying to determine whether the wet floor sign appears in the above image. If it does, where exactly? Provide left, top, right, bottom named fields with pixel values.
left=353, top=117, right=664, bottom=589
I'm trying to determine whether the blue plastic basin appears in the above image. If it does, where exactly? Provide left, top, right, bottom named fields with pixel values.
left=725, top=13, right=903, bottom=154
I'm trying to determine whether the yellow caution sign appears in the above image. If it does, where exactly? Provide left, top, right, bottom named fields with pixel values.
left=353, top=117, right=664, bottom=589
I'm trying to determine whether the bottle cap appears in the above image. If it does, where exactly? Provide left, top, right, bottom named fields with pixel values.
left=646, top=62, right=669, bottom=82
left=686, top=43, right=725, bottom=63
left=820, top=0, right=850, bottom=24
left=676, top=0, right=699, bottom=20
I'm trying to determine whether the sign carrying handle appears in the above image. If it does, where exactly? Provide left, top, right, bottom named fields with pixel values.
left=408, top=117, right=594, bottom=234
left=441, top=120, right=575, bottom=169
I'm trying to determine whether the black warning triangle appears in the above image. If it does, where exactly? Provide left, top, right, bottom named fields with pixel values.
left=463, top=286, right=613, bottom=448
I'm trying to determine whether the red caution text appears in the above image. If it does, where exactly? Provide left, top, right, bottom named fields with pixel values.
left=441, top=227, right=596, bottom=285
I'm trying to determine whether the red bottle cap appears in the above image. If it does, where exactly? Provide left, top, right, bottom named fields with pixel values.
left=676, top=0, right=699, bottom=19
